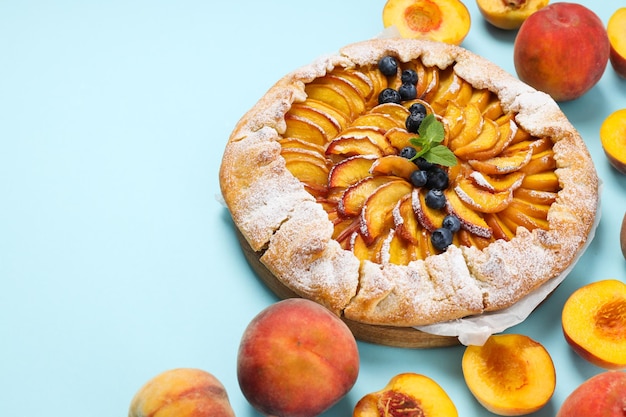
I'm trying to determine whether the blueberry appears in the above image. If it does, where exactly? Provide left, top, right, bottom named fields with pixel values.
left=426, top=167, right=449, bottom=190
left=415, top=156, right=433, bottom=171
left=431, top=227, right=453, bottom=251
left=442, top=215, right=461, bottom=233
left=409, top=102, right=427, bottom=117
left=406, top=112, right=425, bottom=133
left=378, top=88, right=402, bottom=105
left=401, top=69, right=418, bottom=85
left=399, top=83, right=417, bottom=101
left=399, top=146, right=417, bottom=160
left=425, top=189, right=446, bottom=209
left=378, top=56, right=398, bottom=76
left=410, top=170, right=428, bottom=187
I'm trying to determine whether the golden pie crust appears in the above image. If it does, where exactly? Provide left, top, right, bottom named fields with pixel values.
left=219, top=39, right=599, bottom=328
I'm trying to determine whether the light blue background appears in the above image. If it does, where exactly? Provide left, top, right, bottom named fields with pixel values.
left=1, top=1, right=625, bottom=416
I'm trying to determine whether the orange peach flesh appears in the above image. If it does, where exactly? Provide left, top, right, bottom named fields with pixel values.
left=382, top=0, right=471, bottom=45
left=476, top=0, right=549, bottom=30
left=600, top=109, right=626, bottom=174
left=562, top=279, right=626, bottom=370
left=608, top=8, right=626, bottom=78
left=354, top=373, right=458, bottom=417
left=462, top=334, right=555, bottom=415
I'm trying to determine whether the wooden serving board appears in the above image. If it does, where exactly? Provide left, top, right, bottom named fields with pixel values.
left=236, top=230, right=459, bottom=348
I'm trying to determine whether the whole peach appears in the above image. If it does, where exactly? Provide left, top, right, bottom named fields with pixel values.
left=556, top=371, right=626, bottom=417
left=128, top=368, right=235, bottom=417
left=237, top=298, right=359, bottom=417
left=513, top=2, right=609, bottom=102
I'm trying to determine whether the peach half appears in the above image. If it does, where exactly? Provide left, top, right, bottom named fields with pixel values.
left=608, top=8, right=626, bottom=79
left=237, top=298, right=359, bottom=417
left=128, top=368, right=235, bottom=417
left=476, top=0, right=549, bottom=30
left=556, top=371, right=626, bottom=417
left=562, top=279, right=626, bottom=370
left=600, top=108, right=626, bottom=175
left=462, top=334, right=556, bottom=416
left=353, top=373, right=458, bottom=417
left=382, top=0, right=471, bottom=45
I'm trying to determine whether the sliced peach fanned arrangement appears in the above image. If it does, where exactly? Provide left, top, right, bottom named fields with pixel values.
left=353, top=373, right=458, bottom=417
left=382, top=0, right=471, bottom=45
left=462, top=334, right=556, bottom=416
left=283, top=54, right=562, bottom=267
left=561, top=279, right=626, bottom=370
left=476, top=0, right=549, bottom=30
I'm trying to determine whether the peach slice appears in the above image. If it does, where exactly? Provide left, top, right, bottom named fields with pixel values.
left=328, top=155, right=377, bottom=189
left=302, top=98, right=350, bottom=131
left=370, top=155, right=418, bottom=180
left=361, top=180, right=413, bottom=243
left=519, top=171, right=560, bottom=192
left=394, top=193, right=421, bottom=244
left=469, top=170, right=524, bottom=193
left=382, top=0, right=471, bottom=45
left=336, top=126, right=397, bottom=156
left=449, top=103, right=484, bottom=151
left=444, top=187, right=492, bottom=238
left=476, top=0, right=549, bottom=30
left=326, top=136, right=385, bottom=158
left=599, top=108, right=626, bottom=174
left=353, top=113, right=404, bottom=132
left=413, top=187, right=447, bottom=232
left=462, top=334, right=556, bottom=416
left=288, top=102, right=343, bottom=141
left=385, top=127, right=417, bottom=150
left=340, top=176, right=396, bottom=217
left=561, top=279, right=626, bottom=370
left=281, top=148, right=330, bottom=190
left=468, top=147, right=533, bottom=175
left=284, top=113, right=327, bottom=146
left=454, top=176, right=513, bottom=214
left=607, top=8, right=626, bottom=79
left=442, top=100, right=466, bottom=139
left=370, top=102, right=411, bottom=124
left=310, top=74, right=366, bottom=117
left=453, top=118, right=500, bottom=160
left=353, top=373, right=458, bottom=417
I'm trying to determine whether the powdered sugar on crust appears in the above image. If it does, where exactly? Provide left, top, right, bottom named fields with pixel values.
left=220, top=38, right=599, bottom=328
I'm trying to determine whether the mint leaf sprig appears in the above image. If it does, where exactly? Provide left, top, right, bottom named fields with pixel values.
left=408, top=114, right=457, bottom=167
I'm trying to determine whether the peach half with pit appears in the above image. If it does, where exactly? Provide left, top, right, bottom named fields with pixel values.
left=353, top=372, right=458, bottom=417
left=382, top=0, right=471, bottom=45
left=513, top=2, right=610, bottom=102
left=128, top=368, right=235, bottom=417
left=476, top=0, right=549, bottom=30
left=562, top=279, right=626, bottom=370
left=237, top=298, right=359, bottom=417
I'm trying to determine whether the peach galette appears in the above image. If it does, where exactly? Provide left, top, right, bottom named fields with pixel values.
left=220, top=39, right=599, bottom=328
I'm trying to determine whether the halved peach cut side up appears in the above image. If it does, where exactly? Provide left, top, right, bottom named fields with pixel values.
left=382, top=0, right=471, bottom=45
left=562, top=279, right=626, bottom=370
left=462, top=334, right=556, bottom=416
